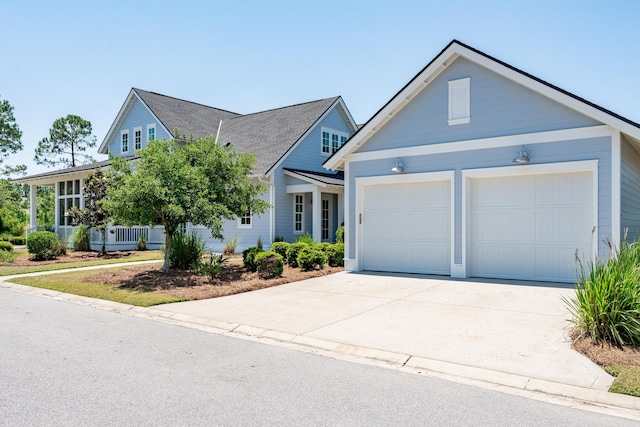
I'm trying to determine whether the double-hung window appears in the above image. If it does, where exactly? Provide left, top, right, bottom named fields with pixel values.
left=294, top=194, right=304, bottom=234
left=238, top=211, right=252, bottom=228
left=147, top=123, right=156, bottom=143
left=134, top=127, right=142, bottom=150
left=121, top=130, right=129, bottom=153
left=321, top=128, right=348, bottom=155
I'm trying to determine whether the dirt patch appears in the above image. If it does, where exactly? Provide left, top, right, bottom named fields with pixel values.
left=85, top=255, right=343, bottom=300
left=573, top=336, right=640, bottom=367
left=3, top=250, right=142, bottom=267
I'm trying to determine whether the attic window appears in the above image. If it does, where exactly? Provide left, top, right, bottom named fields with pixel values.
left=448, top=77, right=471, bottom=125
left=121, top=130, right=129, bottom=153
left=321, top=127, right=349, bottom=155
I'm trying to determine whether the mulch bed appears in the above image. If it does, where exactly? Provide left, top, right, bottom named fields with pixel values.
left=2, top=250, right=140, bottom=266
left=573, top=337, right=640, bottom=367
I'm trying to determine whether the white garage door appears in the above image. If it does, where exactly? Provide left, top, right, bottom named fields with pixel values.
left=469, top=171, right=593, bottom=282
left=361, top=180, right=451, bottom=274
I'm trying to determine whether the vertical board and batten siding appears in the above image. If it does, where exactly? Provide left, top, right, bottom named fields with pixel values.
left=107, top=98, right=171, bottom=156
left=346, top=137, right=612, bottom=264
left=621, top=135, right=640, bottom=242
left=356, top=58, right=600, bottom=153
left=272, top=104, right=353, bottom=243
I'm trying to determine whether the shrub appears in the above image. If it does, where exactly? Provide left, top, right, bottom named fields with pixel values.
left=564, top=241, right=640, bottom=347
left=255, top=251, right=284, bottom=278
left=137, top=234, right=147, bottom=251
left=296, top=246, right=327, bottom=271
left=168, top=231, right=205, bottom=270
left=270, top=241, right=290, bottom=259
left=335, top=225, right=344, bottom=243
left=9, top=236, right=25, bottom=245
left=315, top=242, right=332, bottom=254
left=223, top=237, right=238, bottom=255
left=0, top=249, right=17, bottom=263
left=242, top=246, right=264, bottom=272
left=27, top=231, right=60, bottom=261
left=0, top=241, right=13, bottom=252
left=58, top=242, right=68, bottom=256
left=71, top=224, right=90, bottom=251
left=327, top=243, right=344, bottom=267
left=273, top=235, right=284, bottom=243
left=286, top=242, right=309, bottom=267
left=294, top=233, right=315, bottom=245
left=196, top=252, right=228, bottom=281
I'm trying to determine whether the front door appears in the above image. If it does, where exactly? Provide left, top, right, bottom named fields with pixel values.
left=321, top=195, right=333, bottom=242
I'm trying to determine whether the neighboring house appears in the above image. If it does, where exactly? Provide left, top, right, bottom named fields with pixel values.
left=17, top=88, right=357, bottom=251
left=323, top=40, right=640, bottom=283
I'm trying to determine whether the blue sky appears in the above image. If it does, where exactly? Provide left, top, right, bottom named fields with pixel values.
left=3, top=0, right=639, bottom=176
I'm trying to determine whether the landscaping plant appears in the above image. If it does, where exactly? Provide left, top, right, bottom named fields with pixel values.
left=0, top=241, right=13, bottom=252
left=335, top=225, right=344, bottom=243
left=242, top=246, right=264, bottom=272
left=196, top=252, right=228, bottom=281
left=270, top=241, right=290, bottom=259
left=137, top=234, right=147, bottom=251
left=564, top=241, right=640, bottom=347
left=294, top=233, right=315, bottom=245
left=9, top=236, right=25, bottom=245
left=296, top=246, right=327, bottom=271
left=327, top=243, right=344, bottom=267
left=255, top=251, right=284, bottom=278
left=71, top=224, right=90, bottom=251
left=168, top=231, right=204, bottom=270
left=26, top=231, right=60, bottom=261
left=285, top=242, right=309, bottom=267
left=223, top=237, right=238, bottom=255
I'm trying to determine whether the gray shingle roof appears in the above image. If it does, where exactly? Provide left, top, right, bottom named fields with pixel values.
left=216, top=97, right=339, bottom=175
left=283, top=168, right=344, bottom=186
left=134, top=88, right=241, bottom=138
left=11, top=158, right=114, bottom=183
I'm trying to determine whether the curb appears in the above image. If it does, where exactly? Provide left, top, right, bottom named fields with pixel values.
left=2, top=279, right=640, bottom=419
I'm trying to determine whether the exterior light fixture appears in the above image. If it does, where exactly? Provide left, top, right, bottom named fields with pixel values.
left=513, top=146, right=530, bottom=164
left=390, top=160, right=405, bottom=173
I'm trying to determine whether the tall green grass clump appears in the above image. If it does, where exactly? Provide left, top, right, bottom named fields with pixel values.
left=71, top=224, right=91, bottom=251
left=564, top=241, right=640, bottom=347
left=168, top=231, right=204, bottom=270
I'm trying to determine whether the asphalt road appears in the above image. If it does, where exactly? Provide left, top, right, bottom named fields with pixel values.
left=0, top=289, right=635, bottom=426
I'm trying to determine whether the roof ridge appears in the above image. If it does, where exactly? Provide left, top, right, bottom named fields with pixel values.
left=133, top=88, right=241, bottom=116
left=227, top=96, right=340, bottom=120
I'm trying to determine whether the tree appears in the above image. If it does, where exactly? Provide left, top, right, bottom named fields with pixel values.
left=36, top=186, right=55, bottom=228
left=108, top=135, right=269, bottom=272
left=35, top=114, right=96, bottom=168
left=0, top=179, right=27, bottom=236
left=0, top=96, right=26, bottom=176
left=66, top=169, right=112, bottom=255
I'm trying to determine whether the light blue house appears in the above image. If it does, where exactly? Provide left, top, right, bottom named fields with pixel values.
left=18, top=89, right=357, bottom=251
left=324, top=40, right=640, bottom=283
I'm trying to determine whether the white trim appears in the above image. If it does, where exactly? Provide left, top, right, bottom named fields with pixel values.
left=293, top=193, right=305, bottom=235
left=133, top=126, right=142, bottom=150
left=612, top=131, right=621, bottom=249
left=448, top=118, right=471, bottom=126
left=460, top=160, right=599, bottom=278
left=120, top=130, right=129, bottom=153
left=349, top=125, right=613, bottom=164
left=147, top=123, right=156, bottom=143
left=321, top=127, right=349, bottom=156
left=287, top=184, right=315, bottom=194
left=448, top=77, right=470, bottom=126
left=355, top=170, right=455, bottom=273
left=344, top=161, right=351, bottom=269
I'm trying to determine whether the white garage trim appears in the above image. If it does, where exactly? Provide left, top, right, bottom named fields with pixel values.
left=612, top=131, right=621, bottom=249
left=458, top=160, right=599, bottom=280
left=355, top=170, right=455, bottom=272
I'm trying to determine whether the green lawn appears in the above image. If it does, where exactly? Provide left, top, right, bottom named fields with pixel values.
left=0, top=249, right=163, bottom=276
left=8, top=268, right=186, bottom=307
left=607, top=365, right=640, bottom=397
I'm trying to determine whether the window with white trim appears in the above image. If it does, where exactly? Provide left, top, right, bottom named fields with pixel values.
left=321, top=128, right=348, bottom=155
left=121, top=130, right=129, bottom=153
left=147, top=123, right=156, bottom=142
left=294, top=194, right=304, bottom=233
left=58, top=179, right=81, bottom=226
left=134, top=127, right=142, bottom=150
left=238, top=211, right=252, bottom=228
left=448, top=77, right=471, bottom=125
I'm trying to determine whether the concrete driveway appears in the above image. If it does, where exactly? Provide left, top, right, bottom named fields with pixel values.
left=159, top=271, right=613, bottom=390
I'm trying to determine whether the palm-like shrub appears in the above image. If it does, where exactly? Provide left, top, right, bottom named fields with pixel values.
left=564, top=242, right=640, bottom=347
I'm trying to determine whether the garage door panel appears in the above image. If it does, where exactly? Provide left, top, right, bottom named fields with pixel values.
left=534, top=246, right=583, bottom=281
left=470, top=210, right=532, bottom=242
left=535, top=173, right=592, bottom=206
left=534, top=210, right=592, bottom=243
left=471, top=178, right=530, bottom=208
left=470, top=245, right=525, bottom=278
left=409, top=243, right=450, bottom=274
left=366, top=185, right=402, bottom=210
left=406, top=211, right=450, bottom=240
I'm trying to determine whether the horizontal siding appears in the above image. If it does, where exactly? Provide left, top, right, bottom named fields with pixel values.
left=357, top=58, right=600, bottom=153
left=621, top=136, right=640, bottom=242
left=347, top=136, right=612, bottom=264
left=107, top=98, right=171, bottom=156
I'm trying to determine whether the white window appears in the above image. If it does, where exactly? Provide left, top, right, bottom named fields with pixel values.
left=238, top=211, right=252, bottom=228
left=321, top=127, right=348, bottom=155
left=134, top=127, right=142, bottom=150
left=121, top=130, right=129, bottom=153
left=147, top=123, right=156, bottom=142
left=294, top=194, right=304, bottom=233
left=448, top=77, right=471, bottom=125
left=58, top=179, right=81, bottom=226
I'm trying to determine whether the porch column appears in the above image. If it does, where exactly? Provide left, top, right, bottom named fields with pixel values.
left=337, top=192, right=344, bottom=226
left=312, top=188, right=321, bottom=242
left=29, top=184, right=37, bottom=229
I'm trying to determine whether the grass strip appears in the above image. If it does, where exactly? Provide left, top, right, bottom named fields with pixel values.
left=8, top=268, right=186, bottom=307
left=606, top=365, right=640, bottom=397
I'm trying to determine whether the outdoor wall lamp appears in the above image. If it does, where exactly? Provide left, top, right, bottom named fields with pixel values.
left=513, top=146, right=530, bottom=164
left=390, top=159, right=405, bottom=173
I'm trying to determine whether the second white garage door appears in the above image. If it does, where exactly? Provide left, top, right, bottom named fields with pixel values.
left=361, top=180, right=451, bottom=274
left=468, top=171, right=594, bottom=282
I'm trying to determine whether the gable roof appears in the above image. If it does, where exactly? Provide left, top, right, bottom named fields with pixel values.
left=323, top=40, right=640, bottom=170
left=283, top=168, right=344, bottom=186
left=217, top=97, right=341, bottom=175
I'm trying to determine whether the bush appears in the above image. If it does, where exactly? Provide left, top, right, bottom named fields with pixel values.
left=223, top=238, right=238, bottom=255
left=196, top=252, right=228, bottom=281
left=296, top=246, right=327, bottom=271
left=255, top=251, right=284, bottom=278
left=270, top=241, right=290, bottom=259
left=335, top=225, right=344, bottom=243
left=137, top=234, right=147, bottom=251
left=564, top=241, right=640, bottom=347
left=327, top=243, right=344, bottom=267
left=71, top=224, right=90, bottom=251
left=273, top=235, right=284, bottom=243
left=286, top=242, right=309, bottom=267
left=27, top=231, right=60, bottom=261
left=0, top=249, right=17, bottom=263
left=168, top=231, right=205, bottom=270
left=242, top=246, right=264, bottom=272
left=294, top=233, right=315, bottom=245
left=9, top=236, right=25, bottom=245
left=0, top=241, right=13, bottom=252
left=315, top=242, right=332, bottom=254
